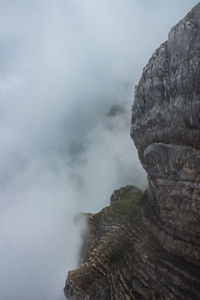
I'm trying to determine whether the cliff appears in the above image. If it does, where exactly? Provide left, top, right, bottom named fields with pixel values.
left=64, top=4, right=200, bottom=299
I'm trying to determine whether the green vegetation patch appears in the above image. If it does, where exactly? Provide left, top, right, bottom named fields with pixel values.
left=112, top=187, right=144, bottom=225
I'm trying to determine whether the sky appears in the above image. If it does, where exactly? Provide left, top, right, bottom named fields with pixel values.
left=0, top=1, right=198, bottom=300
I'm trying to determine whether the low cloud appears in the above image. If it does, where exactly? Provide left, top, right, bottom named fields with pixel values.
left=0, top=1, right=198, bottom=299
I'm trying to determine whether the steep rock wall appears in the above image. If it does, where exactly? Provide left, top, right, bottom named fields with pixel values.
left=65, top=4, right=200, bottom=299
left=131, top=3, right=200, bottom=264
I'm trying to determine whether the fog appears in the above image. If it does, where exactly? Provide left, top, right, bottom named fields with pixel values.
left=0, top=1, right=198, bottom=299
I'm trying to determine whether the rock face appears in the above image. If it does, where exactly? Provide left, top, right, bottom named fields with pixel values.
left=65, top=4, right=200, bottom=299
left=131, top=2, right=200, bottom=265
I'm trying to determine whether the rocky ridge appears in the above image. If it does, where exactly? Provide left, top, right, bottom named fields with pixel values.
left=65, top=4, right=200, bottom=299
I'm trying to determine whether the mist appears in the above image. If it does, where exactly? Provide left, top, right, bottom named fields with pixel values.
left=0, top=1, right=198, bottom=299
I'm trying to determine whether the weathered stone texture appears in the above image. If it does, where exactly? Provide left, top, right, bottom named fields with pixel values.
left=65, top=4, right=200, bottom=299
left=131, top=3, right=200, bottom=264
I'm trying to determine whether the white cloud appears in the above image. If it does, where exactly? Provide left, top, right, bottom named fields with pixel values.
left=0, top=1, right=198, bottom=299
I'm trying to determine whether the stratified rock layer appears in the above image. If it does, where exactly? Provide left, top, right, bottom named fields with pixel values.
left=65, top=4, right=200, bottom=299
left=131, top=3, right=200, bottom=265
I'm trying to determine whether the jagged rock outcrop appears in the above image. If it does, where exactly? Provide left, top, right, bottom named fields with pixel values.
left=130, top=2, right=200, bottom=265
left=65, top=4, right=200, bottom=299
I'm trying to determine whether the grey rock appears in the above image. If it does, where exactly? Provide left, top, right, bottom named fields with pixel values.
left=65, top=4, right=200, bottom=299
left=131, top=2, right=200, bottom=264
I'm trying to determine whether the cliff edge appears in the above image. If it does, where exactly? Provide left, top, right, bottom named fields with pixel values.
left=65, top=4, right=200, bottom=299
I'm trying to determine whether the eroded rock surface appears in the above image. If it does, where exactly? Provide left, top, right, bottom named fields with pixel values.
left=131, top=3, right=200, bottom=265
left=65, top=4, right=200, bottom=299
